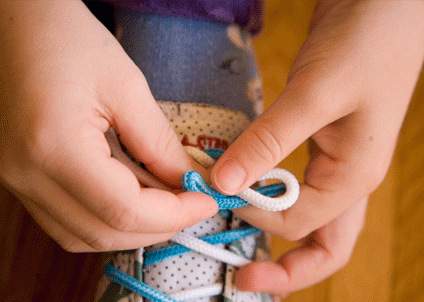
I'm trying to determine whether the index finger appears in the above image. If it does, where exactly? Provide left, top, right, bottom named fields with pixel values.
left=44, top=128, right=218, bottom=233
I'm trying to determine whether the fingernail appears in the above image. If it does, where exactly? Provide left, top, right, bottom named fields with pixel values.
left=214, top=159, right=246, bottom=194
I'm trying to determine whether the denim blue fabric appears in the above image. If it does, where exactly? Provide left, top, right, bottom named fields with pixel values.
left=115, top=10, right=260, bottom=118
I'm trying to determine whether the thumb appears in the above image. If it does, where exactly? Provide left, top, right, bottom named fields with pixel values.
left=104, top=73, right=195, bottom=187
left=211, top=76, right=349, bottom=194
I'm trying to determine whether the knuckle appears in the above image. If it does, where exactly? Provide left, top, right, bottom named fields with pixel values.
left=246, top=123, right=283, bottom=165
left=334, top=250, right=352, bottom=269
left=23, top=123, right=60, bottom=170
left=358, top=215, right=366, bottom=233
left=323, top=242, right=354, bottom=271
left=167, top=210, right=186, bottom=233
left=288, top=62, right=358, bottom=115
left=58, top=239, right=85, bottom=253
left=142, top=122, right=176, bottom=167
left=366, top=168, right=387, bottom=192
left=282, top=228, right=311, bottom=242
left=127, top=69, right=149, bottom=89
left=167, top=221, right=182, bottom=233
left=309, top=240, right=352, bottom=272
left=0, top=163, right=24, bottom=190
left=273, top=211, right=313, bottom=241
left=117, top=70, right=151, bottom=103
left=156, top=123, right=177, bottom=158
left=83, top=235, right=115, bottom=251
left=101, top=205, right=138, bottom=232
left=167, top=199, right=193, bottom=233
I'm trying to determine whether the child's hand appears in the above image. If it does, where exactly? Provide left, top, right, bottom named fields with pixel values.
left=211, top=0, right=424, bottom=296
left=0, top=1, right=217, bottom=252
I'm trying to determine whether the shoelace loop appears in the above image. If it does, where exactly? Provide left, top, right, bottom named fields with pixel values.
left=183, top=169, right=299, bottom=211
left=105, top=147, right=300, bottom=301
left=183, top=146, right=299, bottom=212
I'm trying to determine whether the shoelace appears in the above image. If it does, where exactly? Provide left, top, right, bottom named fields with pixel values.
left=105, top=147, right=300, bottom=301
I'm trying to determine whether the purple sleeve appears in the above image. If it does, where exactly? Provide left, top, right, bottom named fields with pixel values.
left=106, top=0, right=263, bottom=34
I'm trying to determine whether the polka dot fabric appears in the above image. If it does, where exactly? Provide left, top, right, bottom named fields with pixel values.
left=223, top=217, right=272, bottom=302
left=158, top=101, right=251, bottom=151
left=143, top=102, right=250, bottom=301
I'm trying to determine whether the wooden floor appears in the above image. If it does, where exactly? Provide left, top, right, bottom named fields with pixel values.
left=257, top=2, right=424, bottom=302
left=1, top=1, right=423, bottom=302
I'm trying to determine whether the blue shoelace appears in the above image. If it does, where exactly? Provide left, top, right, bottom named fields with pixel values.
left=105, top=149, right=286, bottom=302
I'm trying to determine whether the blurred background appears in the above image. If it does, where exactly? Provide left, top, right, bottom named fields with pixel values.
left=1, top=1, right=423, bottom=302
left=258, top=1, right=424, bottom=302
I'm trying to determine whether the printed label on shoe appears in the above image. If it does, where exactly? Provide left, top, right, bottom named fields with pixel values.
left=158, top=101, right=251, bottom=150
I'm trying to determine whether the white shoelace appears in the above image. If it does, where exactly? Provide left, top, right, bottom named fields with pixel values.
left=166, top=147, right=299, bottom=300
left=106, top=131, right=299, bottom=301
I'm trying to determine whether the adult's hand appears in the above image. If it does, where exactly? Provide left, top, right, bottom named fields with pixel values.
left=0, top=0, right=216, bottom=253
left=211, top=0, right=424, bottom=296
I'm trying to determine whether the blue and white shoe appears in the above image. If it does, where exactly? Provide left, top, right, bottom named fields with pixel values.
left=95, top=102, right=299, bottom=302
left=94, top=10, right=300, bottom=302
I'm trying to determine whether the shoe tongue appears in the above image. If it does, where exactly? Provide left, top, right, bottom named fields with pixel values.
left=141, top=102, right=251, bottom=301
